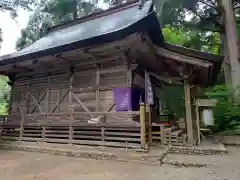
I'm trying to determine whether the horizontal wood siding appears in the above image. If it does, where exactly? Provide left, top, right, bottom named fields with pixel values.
left=9, top=60, right=139, bottom=125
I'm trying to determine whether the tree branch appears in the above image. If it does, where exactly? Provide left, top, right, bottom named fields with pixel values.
left=199, top=0, right=219, bottom=12
left=193, top=10, right=221, bottom=27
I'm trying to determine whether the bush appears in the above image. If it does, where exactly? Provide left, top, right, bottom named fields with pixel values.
left=205, top=85, right=240, bottom=132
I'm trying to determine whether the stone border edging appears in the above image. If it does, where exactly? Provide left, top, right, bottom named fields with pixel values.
left=0, top=141, right=229, bottom=168
left=214, top=135, right=240, bottom=146
left=167, top=145, right=228, bottom=155
left=0, top=143, right=164, bottom=165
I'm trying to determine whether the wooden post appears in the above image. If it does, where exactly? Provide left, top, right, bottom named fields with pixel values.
left=42, top=74, right=50, bottom=142
left=140, top=103, right=146, bottom=148
left=101, top=125, right=105, bottom=147
left=19, top=108, right=26, bottom=140
left=20, top=79, right=30, bottom=140
left=195, top=104, right=200, bottom=145
left=126, top=57, right=133, bottom=123
left=146, top=105, right=152, bottom=145
left=42, top=126, right=46, bottom=142
left=57, top=90, right=60, bottom=112
left=184, top=79, right=194, bottom=144
left=68, top=67, right=74, bottom=144
left=160, top=125, right=164, bottom=145
left=45, top=74, right=50, bottom=113
left=126, top=60, right=132, bottom=87
left=168, top=127, right=172, bottom=146
left=96, top=64, right=100, bottom=111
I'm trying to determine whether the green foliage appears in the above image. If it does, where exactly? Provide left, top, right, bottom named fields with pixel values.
left=160, top=0, right=221, bottom=55
left=157, top=85, right=185, bottom=118
left=218, top=128, right=240, bottom=136
left=0, top=76, right=10, bottom=115
left=205, top=85, right=240, bottom=132
left=16, top=0, right=100, bottom=50
left=162, top=25, right=190, bottom=46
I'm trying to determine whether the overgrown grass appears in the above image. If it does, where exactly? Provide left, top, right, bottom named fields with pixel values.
left=218, top=127, right=240, bottom=136
left=206, top=85, right=240, bottom=133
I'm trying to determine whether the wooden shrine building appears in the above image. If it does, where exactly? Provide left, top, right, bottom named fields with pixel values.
left=0, top=0, right=222, bottom=149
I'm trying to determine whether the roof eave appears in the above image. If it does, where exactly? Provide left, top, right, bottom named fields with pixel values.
left=0, top=12, right=161, bottom=68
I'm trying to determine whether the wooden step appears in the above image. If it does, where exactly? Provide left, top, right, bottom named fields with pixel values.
left=170, top=130, right=184, bottom=136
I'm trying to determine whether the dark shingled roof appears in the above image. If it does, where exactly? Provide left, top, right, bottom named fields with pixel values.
left=0, top=1, right=162, bottom=65
left=0, top=0, right=223, bottom=86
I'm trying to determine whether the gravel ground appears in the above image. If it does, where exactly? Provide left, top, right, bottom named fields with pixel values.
left=0, top=146, right=240, bottom=180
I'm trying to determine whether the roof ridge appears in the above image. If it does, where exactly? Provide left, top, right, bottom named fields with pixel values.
left=48, top=0, right=139, bottom=33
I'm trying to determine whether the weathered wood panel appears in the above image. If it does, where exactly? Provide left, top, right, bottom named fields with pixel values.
left=9, top=60, right=138, bottom=126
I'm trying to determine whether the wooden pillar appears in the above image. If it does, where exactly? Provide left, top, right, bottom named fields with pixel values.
left=195, top=104, right=200, bottom=145
left=57, top=90, right=60, bottom=112
left=140, top=103, right=146, bottom=148
left=146, top=105, right=152, bottom=145
left=19, top=108, right=26, bottom=140
left=45, top=74, right=50, bottom=113
left=43, top=74, right=50, bottom=142
left=126, top=58, right=133, bottom=123
left=68, top=67, right=74, bottom=144
left=126, top=60, right=132, bottom=87
left=20, top=79, right=30, bottom=140
left=160, top=125, right=164, bottom=145
left=96, top=64, right=100, bottom=111
left=192, top=86, right=200, bottom=145
left=101, top=124, right=105, bottom=147
left=184, top=79, right=194, bottom=144
left=144, top=70, right=153, bottom=147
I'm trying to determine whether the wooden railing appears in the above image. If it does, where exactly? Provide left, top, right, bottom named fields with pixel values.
left=23, top=111, right=140, bottom=125
left=0, top=108, right=158, bottom=150
left=1, top=111, right=145, bottom=149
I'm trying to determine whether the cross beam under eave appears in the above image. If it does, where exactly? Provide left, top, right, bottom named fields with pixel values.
left=155, top=46, right=213, bottom=68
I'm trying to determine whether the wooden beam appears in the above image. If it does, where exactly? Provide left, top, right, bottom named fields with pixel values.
left=29, top=93, right=45, bottom=114
left=51, top=89, right=69, bottom=113
left=184, top=79, right=194, bottom=144
left=71, top=92, right=91, bottom=113
left=149, top=72, right=182, bottom=85
left=99, top=66, right=127, bottom=74
left=27, top=111, right=140, bottom=116
left=107, top=104, right=115, bottom=112
left=155, top=46, right=213, bottom=68
left=31, top=92, right=47, bottom=113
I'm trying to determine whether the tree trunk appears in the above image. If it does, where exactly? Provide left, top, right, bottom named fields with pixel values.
left=73, top=0, right=78, bottom=20
left=220, top=33, right=232, bottom=87
left=221, top=0, right=240, bottom=97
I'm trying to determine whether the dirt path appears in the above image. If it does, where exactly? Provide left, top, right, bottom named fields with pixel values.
left=0, top=146, right=240, bottom=180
